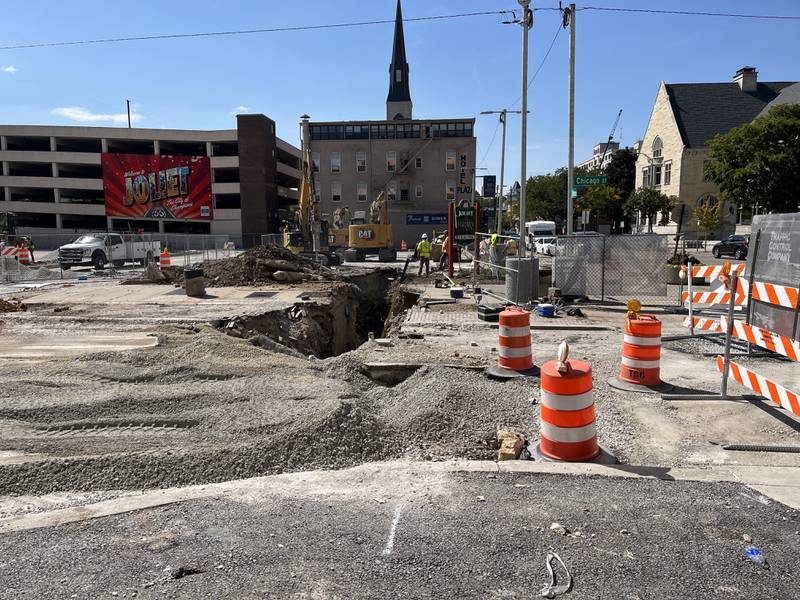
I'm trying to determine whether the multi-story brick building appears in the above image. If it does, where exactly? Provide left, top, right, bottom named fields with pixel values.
left=306, top=0, right=477, bottom=247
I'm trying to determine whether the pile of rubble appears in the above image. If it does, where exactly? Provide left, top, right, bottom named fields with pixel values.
left=202, top=246, right=339, bottom=287
left=0, top=298, right=26, bottom=313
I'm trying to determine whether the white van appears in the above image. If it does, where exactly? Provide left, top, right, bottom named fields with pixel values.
left=525, top=220, right=556, bottom=250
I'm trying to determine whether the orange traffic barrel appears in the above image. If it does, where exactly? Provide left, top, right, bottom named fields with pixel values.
left=401, top=240, right=407, bottom=251
left=538, top=358, right=599, bottom=462
left=16, top=247, right=31, bottom=265
left=497, top=307, right=534, bottom=372
left=159, top=248, right=171, bottom=270
left=619, top=315, right=662, bottom=386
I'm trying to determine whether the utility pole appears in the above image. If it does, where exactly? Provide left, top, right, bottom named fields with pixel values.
left=518, top=0, right=532, bottom=257
left=126, top=99, right=132, bottom=128
left=480, top=109, right=524, bottom=234
left=565, top=3, right=576, bottom=234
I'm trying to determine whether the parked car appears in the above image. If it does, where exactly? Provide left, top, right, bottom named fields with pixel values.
left=712, top=235, right=749, bottom=259
left=535, top=237, right=557, bottom=256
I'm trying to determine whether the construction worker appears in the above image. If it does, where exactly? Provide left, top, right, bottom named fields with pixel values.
left=333, top=207, right=342, bottom=230
left=439, top=234, right=449, bottom=271
left=417, top=233, right=431, bottom=276
left=489, top=230, right=500, bottom=278
left=342, top=205, right=351, bottom=227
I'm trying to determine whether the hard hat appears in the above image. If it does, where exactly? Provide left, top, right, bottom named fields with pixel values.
left=422, top=233, right=428, bottom=239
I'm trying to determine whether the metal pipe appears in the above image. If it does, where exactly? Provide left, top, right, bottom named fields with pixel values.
left=720, top=271, right=739, bottom=399
left=566, top=3, right=576, bottom=235
left=518, top=0, right=530, bottom=258
left=687, top=259, right=694, bottom=336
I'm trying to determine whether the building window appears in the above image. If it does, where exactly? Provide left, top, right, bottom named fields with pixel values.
left=415, top=184, right=423, bottom=198
left=331, top=182, right=342, bottom=203
left=386, top=151, right=397, bottom=172
left=357, top=181, right=368, bottom=202
left=312, top=152, right=320, bottom=172
left=415, top=156, right=423, bottom=169
left=652, top=136, right=663, bottom=160
left=314, top=178, right=321, bottom=202
left=653, top=165, right=662, bottom=186
left=664, top=161, right=672, bottom=186
left=400, top=188, right=409, bottom=202
left=446, top=150, right=456, bottom=171
left=387, top=181, right=397, bottom=202
left=330, top=152, right=341, bottom=173
left=446, top=180, right=456, bottom=201
left=356, top=151, right=367, bottom=173
left=642, top=168, right=650, bottom=188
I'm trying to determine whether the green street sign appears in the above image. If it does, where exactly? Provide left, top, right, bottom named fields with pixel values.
left=574, top=175, right=608, bottom=187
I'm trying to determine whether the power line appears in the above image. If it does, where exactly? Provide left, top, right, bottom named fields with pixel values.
left=0, top=10, right=517, bottom=51
left=508, top=21, right=563, bottom=109
left=478, top=118, right=502, bottom=168
left=579, top=6, right=800, bottom=20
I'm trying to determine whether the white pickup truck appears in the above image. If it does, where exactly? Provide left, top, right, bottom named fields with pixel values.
left=58, top=233, right=160, bottom=269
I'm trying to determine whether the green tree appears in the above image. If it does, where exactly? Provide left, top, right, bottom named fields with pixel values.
left=576, top=185, right=622, bottom=230
left=695, top=201, right=722, bottom=241
left=525, top=169, right=568, bottom=224
left=605, top=147, right=637, bottom=200
left=705, top=104, right=800, bottom=214
left=625, top=188, right=677, bottom=233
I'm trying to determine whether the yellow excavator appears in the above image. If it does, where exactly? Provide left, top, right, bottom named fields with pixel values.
left=343, top=191, right=396, bottom=263
left=283, top=145, right=340, bottom=266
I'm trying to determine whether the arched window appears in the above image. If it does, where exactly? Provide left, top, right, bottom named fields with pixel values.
left=651, top=136, right=663, bottom=159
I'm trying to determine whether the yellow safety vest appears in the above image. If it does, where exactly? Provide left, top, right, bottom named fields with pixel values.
left=417, top=240, right=431, bottom=257
left=491, top=233, right=499, bottom=246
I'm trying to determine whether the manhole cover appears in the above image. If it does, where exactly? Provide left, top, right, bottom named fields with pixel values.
left=247, top=291, right=279, bottom=298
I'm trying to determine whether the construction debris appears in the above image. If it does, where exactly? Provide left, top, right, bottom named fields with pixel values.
left=201, top=246, right=338, bottom=287
left=0, top=298, right=26, bottom=313
left=497, top=429, right=526, bottom=461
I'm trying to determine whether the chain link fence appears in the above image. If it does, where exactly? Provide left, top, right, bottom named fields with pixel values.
left=552, top=234, right=676, bottom=302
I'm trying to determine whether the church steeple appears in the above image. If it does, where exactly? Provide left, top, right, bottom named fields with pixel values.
left=386, top=0, right=412, bottom=120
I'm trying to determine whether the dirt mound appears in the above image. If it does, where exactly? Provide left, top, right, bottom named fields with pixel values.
left=202, top=245, right=338, bottom=287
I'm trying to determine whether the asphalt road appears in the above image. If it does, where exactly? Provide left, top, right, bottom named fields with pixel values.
left=2, top=471, right=798, bottom=599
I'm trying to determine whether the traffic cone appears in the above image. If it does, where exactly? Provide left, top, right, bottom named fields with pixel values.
left=401, top=240, right=407, bottom=251
left=159, top=248, right=171, bottom=270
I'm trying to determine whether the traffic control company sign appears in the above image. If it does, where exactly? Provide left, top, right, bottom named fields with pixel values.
left=102, top=153, right=213, bottom=220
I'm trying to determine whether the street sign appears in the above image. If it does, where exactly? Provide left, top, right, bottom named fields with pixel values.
left=571, top=186, right=577, bottom=199
left=581, top=210, right=590, bottom=225
left=574, top=175, right=608, bottom=186
left=482, top=175, right=496, bottom=198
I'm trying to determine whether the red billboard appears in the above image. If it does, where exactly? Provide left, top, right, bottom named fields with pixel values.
left=102, top=153, right=213, bottom=220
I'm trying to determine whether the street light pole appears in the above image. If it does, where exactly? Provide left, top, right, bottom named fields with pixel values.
left=480, top=109, right=524, bottom=235
left=518, top=0, right=531, bottom=258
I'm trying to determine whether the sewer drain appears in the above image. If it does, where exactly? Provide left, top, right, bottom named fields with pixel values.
left=247, top=291, right=280, bottom=299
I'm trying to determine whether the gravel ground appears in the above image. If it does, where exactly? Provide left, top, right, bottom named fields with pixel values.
left=1, top=470, right=798, bottom=599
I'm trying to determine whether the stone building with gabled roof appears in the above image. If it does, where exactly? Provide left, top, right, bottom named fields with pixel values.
left=635, top=67, right=797, bottom=237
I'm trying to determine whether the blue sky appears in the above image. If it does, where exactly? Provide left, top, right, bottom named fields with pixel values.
left=1, top=0, right=799, bottom=186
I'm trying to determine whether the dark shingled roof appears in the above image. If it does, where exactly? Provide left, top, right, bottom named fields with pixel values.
left=664, top=82, right=796, bottom=148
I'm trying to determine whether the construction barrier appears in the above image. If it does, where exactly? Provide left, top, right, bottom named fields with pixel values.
left=689, top=263, right=746, bottom=279
left=619, top=315, right=663, bottom=387
left=716, top=356, right=800, bottom=417
left=681, top=289, right=746, bottom=306
left=16, top=247, right=31, bottom=265
left=0, top=247, right=19, bottom=258
left=738, top=279, right=799, bottom=310
left=538, top=358, right=599, bottom=462
left=721, top=316, right=799, bottom=361
left=682, top=316, right=722, bottom=333
left=497, top=307, right=534, bottom=372
left=159, top=249, right=171, bottom=270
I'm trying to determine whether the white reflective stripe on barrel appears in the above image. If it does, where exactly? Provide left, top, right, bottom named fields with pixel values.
left=540, top=389, right=594, bottom=411
left=623, top=334, right=661, bottom=346
left=499, top=325, right=530, bottom=337
left=621, top=356, right=660, bottom=369
left=540, top=421, right=597, bottom=444
left=498, top=345, right=532, bottom=358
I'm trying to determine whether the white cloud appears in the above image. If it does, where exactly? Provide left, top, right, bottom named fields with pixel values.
left=229, top=105, right=251, bottom=115
left=2, top=65, right=18, bottom=74
left=51, top=106, right=144, bottom=125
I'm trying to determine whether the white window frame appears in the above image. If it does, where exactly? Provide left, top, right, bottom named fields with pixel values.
left=642, top=168, right=650, bottom=188
left=652, top=136, right=663, bottom=160
left=386, top=151, right=397, bottom=172
left=415, top=156, right=423, bottom=169
left=313, top=177, right=321, bottom=202
left=387, top=181, right=397, bottom=203
left=653, top=164, right=662, bottom=187
left=356, top=150, right=367, bottom=173
left=331, top=182, right=342, bottom=203
left=415, top=184, right=423, bottom=198
left=357, top=181, right=368, bottom=203
left=311, top=152, right=320, bottom=173
left=446, top=180, right=456, bottom=201
left=446, top=150, right=456, bottom=171
left=330, top=152, right=341, bottom=173
left=663, top=161, right=672, bottom=186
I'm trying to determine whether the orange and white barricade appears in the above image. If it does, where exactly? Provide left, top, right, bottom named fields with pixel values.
left=738, top=279, right=798, bottom=310
left=716, top=356, right=800, bottom=417
left=487, top=307, right=535, bottom=377
left=682, top=262, right=747, bottom=307
left=159, top=248, right=171, bottom=270
left=721, top=316, right=799, bottom=362
left=16, top=247, right=31, bottom=265
left=1, top=246, right=19, bottom=258
left=682, top=316, right=723, bottom=333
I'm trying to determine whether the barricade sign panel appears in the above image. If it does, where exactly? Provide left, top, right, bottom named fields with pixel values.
left=746, top=213, right=800, bottom=339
